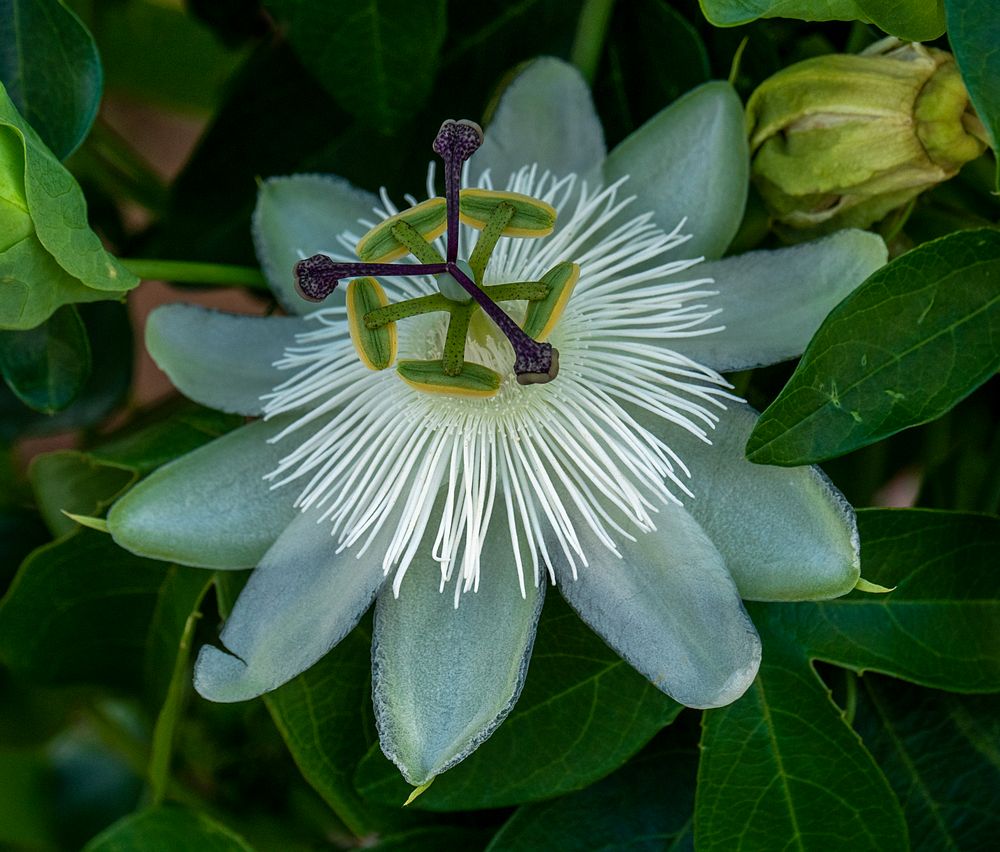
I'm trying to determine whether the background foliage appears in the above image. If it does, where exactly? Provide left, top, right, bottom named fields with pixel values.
left=0, top=1, right=997, bottom=850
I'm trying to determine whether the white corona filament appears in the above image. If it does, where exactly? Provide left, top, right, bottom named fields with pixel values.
left=261, top=165, right=735, bottom=604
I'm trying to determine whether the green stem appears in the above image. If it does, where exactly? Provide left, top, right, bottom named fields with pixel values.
left=122, top=259, right=269, bottom=289
left=843, top=670, right=859, bottom=726
left=469, top=202, right=514, bottom=283
left=570, top=0, right=616, bottom=83
left=443, top=304, right=474, bottom=375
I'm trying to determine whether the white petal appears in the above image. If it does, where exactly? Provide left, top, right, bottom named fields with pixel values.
left=683, top=230, right=888, bottom=372
left=475, top=57, right=605, bottom=185
left=557, top=505, right=761, bottom=709
left=603, top=81, right=748, bottom=260
left=252, top=175, right=379, bottom=313
left=146, top=305, right=305, bottom=416
left=194, top=508, right=390, bottom=702
left=372, top=518, right=544, bottom=785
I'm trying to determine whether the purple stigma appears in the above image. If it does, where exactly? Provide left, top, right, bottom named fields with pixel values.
left=433, top=120, right=483, bottom=263
left=294, top=255, right=448, bottom=302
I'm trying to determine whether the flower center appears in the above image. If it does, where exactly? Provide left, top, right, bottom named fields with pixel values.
left=292, top=120, right=581, bottom=398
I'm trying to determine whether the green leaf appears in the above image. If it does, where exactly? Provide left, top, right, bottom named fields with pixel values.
left=264, top=0, right=446, bottom=134
left=487, top=727, right=697, bottom=851
left=265, top=617, right=399, bottom=837
left=355, top=595, right=681, bottom=810
left=0, top=529, right=212, bottom=698
left=0, top=0, right=103, bottom=158
left=853, top=676, right=1000, bottom=852
left=747, top=230, right=1000, bottom=466
left=0, top=304, right=90, bottom=412
left=855, top=0, right=945, bottom=41
left=946, top=0, right=1000, bottom=189
left=83, top=806, right=254, bottom=851
left=0, top=82, right=137, bottom=330
left=698, top=0, right=865, bottom=27
left=0, top=747, right=57, bottom=848
left=751, top=509, right=1000, bottom=693
left=696, top=639, right=908, bottom=852
left=369, top=826, right=490, bottom=851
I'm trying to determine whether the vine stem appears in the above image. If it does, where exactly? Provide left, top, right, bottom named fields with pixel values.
left=122, top=259, right=269, bottom=290
left=571, top=0, right=616, bottom=83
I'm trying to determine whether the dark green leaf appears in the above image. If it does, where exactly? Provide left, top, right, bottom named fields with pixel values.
left=855, top=0, right=945, bottom=41
left=853, top=676, right=1000, bottom=852
left=355, top=595, right=681, bottom=810
left=0, top=0, right=103, bottom=158
left=946, top=0, right=1000, bottom=189
left=0, top=304, right=90, bottom=413
left=370, top=826, right=490, bottom=851
left=83, top=806, right=254, bottom=851
left=751, top=509, right=1000, bottom=693
left=265, top=0, right=446, bottom=133
left=696, top=640, right=908, bottom=852
left=0, top=528, right=212, bottom=697
left=0, top=747, right=58, bottom=847
left=698, top=0, right=864, bottom=27
left=488, top=726, right=697, bottom=851
left=747, top=230, right=1000, bottom=466
left=29, top=449, right=134, bottom=536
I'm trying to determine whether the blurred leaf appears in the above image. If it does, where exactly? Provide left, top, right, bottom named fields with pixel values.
left=747, top=230, right=1000, bottom=466
left=0, top=301, right=132, bottom=440
left=0, top=84, right=138, bottom=330
left=946, top=0, right=1000, bottom=189
left=370, top=826, right=490, bottom=851
left=90, top=0, right=248, bottom=113
left=698, top=0, right=864, bottom=27
left=0, top=746, right=58, bottom=847
left=0, top=506, right=48, bottom=591
left=855, top=0, right=945, bottom=40
left=594, top=0, right=710, bottom=145
left=29, top=450, right=134, bottom=537
left=696, top=640, right=908, bottom=852
left=0, top=304, right=91, bottom=413
left=750, top=509, right=1000, bottom=692
left=186, top=0, right=270, bottom=48
left=488, top=727, right=697, bottom=851
left=265, top=0, right=446, bottom=133
left=355, top=594, right=681, bottom=810
left=84, top=805, right=254, bottom=851
left=853, top=676, right=1000, bottom=852
left=0, top=0, right=103, bottom=158
left=0, top=528, right=213, bottom=697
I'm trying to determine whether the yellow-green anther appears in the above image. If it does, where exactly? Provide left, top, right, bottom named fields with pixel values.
left=459, top=189, right=557, bottom=238
left=346, top=277, right=396, bottom=370
left=442, top=303, right=473, bottom=375
left=468, top=201, right=515, bottom=283
left=522, top=262, right=580, bottom=341
left=746, top=40, right=988, bottom=235
left=391, top=220, right=445, bottom=264
left=365, top=293, right=452, bottom=329
left=397, top=359, right=502, bottom=398
left=355, top=197, right=447, bottom=262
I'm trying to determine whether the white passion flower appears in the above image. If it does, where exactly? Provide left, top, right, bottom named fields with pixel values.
left=107, top=59, right=888, bottom=788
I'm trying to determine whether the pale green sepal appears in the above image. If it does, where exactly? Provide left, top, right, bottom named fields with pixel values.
left=193, top=508, right=391, bottom=702
left=556, top=503, right=760, bottom=709
left=63, top=512, right=109, bottom=533
left=252, top=174, right=379, bottom=313
left=146, top=304, right=307, bottom=416
left=373, top=516, right=544, bottom=786
left=631, top=402, right=860, bottom=602
left=855, top=577, right=895, bottom=593
left=603, top=81, right=748, bottom=260
left=681, top=229, right=887, bottom=372
left=475, top=57, right=605, bottom=185
left=107, top=416, right=307, bottom=569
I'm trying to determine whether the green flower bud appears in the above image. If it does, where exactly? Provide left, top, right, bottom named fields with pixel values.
left=0, top=83, right=137, bottom=330
left=747, top=39, right=988, bottom=235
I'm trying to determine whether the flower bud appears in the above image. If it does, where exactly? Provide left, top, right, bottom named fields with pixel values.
left=747, top=40, right=988, bottom=235
left=0, top=83, right=136, bottom=330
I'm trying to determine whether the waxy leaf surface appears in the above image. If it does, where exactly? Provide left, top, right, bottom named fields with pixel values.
left=0, top=0, right=103, bottom=158
left=747, top=230, right=1000, bottom=466
left=83, top=806, right=254, bottom=851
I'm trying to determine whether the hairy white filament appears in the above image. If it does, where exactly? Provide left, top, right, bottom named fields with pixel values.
left=261, top=166, right=735, bottom=603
